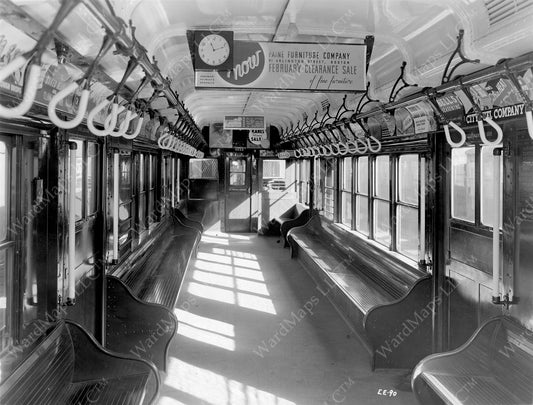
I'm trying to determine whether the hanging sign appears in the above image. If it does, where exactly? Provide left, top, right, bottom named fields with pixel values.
left=435, top=93, right=465, bottom=123
left=195, top=40, right=366, bottom=92
left=367, top=112, right=395, bottom=138
left=394, top=101, right=437, bottom=135
left=247, top=128, right=270, bottom=149
left=457, top=72, right=533, bottom=123
left=224, top=115, right=265, bottom=130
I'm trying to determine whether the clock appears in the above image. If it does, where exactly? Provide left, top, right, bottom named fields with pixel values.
left=193, top=30, right=233, bottom=70
left=199, top=34, right=230, bottom=66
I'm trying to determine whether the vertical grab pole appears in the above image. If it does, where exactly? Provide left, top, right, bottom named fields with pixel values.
left=67, top=142, right=77, bottom=305
left=420, top=156, right=426, bottom=266
left=113, top=149, right=120, bottom=262
left=492, top=148, right=502, bottom=300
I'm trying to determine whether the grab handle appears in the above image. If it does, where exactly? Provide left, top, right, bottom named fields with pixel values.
left=48, top=82, right=90, bottom=129
left=0, top=58, right=41, bottom=118
left=123, top=115, right=144, bottom=139
left=444, top=121, right=466, bottom=148
left=478, top=117, right=503, bottom=146
left=88, top=100, right=112, bottom=136
left=367, top=135, right=382, bottom=153
left=527, top=110, right=533, bottom=141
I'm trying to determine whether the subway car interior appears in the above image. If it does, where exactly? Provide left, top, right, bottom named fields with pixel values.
left=0, top=0, right=533, bottom=404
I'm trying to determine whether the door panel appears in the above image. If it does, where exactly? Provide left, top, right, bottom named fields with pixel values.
left=225, top=155, right=251, bottom=232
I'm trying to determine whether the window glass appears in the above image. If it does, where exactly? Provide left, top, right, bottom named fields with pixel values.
left=398, top=155, right=419, bottom=205
left=481, top=145, right=503, bottom=227
left=139, top=154, right=145, bottom=192
left=397, top=205, right=419, bottom=261
left=0, top=142, right=7, bottom=241
left=74, top=140, right=84, bottom=221
left=324, top=188, right=335, bottom=220
left=374, top=156, right=390, bottom=199
left=0, top=249, right=7, bottom=340
left=342, top=157, right=352, bottom=192
left=86, top=143, right=98, bottom=215
left=374, top=200, right=391, bottom=246
left=341, top=192, right=352, bottom=226
left=263, top=160, right=286, bottom=179
left=451, top=147, right=475, bottom=222
left=356, top=195, right=369, bottom=235
left=341, top=158, right=352, bottom=226
left=357, top=157, right=368, bottom=195
left=324, top=159, right=335, bottom=188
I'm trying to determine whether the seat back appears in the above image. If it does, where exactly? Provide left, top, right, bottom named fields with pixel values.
left=492, top=318, right=533, bottom=402
left=294, top=203, right=308, bottom=217
left=0, top=322, right=74, bottom=404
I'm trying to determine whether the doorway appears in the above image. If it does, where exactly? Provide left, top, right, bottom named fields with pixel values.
left=224, top=154, right=252, bottom=232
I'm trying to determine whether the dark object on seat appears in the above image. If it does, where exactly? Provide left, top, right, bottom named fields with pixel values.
left=287, top=214, right=431, bottom=369
left=106, top=217, right=201, bottom=371
left=273, top=203, right=310, bottom=247
left=172, top=207, right=204, bottom=233
left=412, top=316, right=533, bottom=405
left=0, top=320, right=159, bottom=405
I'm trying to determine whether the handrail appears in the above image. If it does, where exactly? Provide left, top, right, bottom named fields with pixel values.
left=478, top=117, right=503, bottom=146
left=0, top=59, right=41, bottom=118
left=48, top=32, right=120, bottom=129
left=444, top=121, right=467, bottom=148
left=48, top=81, right=90, bottom=129
left=0, top=0, right=83, bottom=118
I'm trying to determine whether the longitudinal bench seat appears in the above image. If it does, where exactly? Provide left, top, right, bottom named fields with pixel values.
left=273, top=203, right=310, bottom=247
left=287, top=214, right=432, bottom=369
left=0, top=320, right=159, bottom=405
left=412, top=316, right=533, bottom=405
left=106, top=210, right=202, bottom=371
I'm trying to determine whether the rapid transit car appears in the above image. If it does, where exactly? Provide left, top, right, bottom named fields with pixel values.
left=0, top=0, right=532, bottom=404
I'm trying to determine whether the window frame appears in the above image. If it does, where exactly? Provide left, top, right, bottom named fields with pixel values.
left=450, top=144, right=502, bottom=235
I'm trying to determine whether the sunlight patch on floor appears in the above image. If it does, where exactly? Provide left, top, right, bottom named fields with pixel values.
left=175, top=309, right=235, bottom=337
left=158, top=396, right=187, bottom=405
left=177, top=323, right=235, bottom=351
left=164, top=358, right=296, bottom=405
left=188, top=282, right=235, bottom=304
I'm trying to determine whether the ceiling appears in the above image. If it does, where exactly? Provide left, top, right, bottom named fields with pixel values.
left=7, top=0, right=533, bottom=134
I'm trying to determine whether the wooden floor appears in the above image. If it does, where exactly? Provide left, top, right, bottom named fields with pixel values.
left=158, top=222, right=416, bottom=405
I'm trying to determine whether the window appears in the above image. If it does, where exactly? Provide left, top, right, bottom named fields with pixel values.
left=451, top=147, right=475, bottom=222
left=119, top=153, right=132, bottom=246
left=355, top=157, right=369, bottom=235
left=0, top=142, right=7, bottom=242
left=396, top=155, right=419, bottom=261
left=230, top=158, right=246, bottom=186
left=263, top=160, right=285, bottom=179
left=373, top=156, right=390, bottom=247
left=86, top=143, right=98, bottom=215
left=324, top=158, right=336, bottom=220
left=0, top=139, right=12, bottom=351
left=341, top=157, right=352, bottom=226
left=297, top=159, right=310, bottom=204
left=71, top=140, right=100, bottom=221
left=481, top=145, right=503, bottom=227
left=73, top=140, right=84, bottom=221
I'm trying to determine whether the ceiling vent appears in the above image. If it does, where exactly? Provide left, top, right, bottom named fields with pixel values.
left=485, top=0, right=533, bottom=27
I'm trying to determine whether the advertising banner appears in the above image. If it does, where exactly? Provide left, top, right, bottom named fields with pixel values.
left=224, top=115, right=265, bottom=130
left=195, top=41, right=366, bottom=92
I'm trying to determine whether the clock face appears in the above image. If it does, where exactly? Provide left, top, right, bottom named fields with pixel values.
left=198, top=34, right=230, bottom=67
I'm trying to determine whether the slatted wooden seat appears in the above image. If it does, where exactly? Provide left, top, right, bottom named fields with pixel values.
left=287, top=214, right=432, bottom=369
left=0, top=320, right=159, bottom=405
left=412, top=316, right=533, bottom=405
left=106, top=214, right=202, bottom=371
left=273, top=203, right=310, bottom=247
